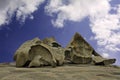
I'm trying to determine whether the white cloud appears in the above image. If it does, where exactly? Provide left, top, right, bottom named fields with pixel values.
left=45, top=0, right=111, bottom=27
left=1, top=0, right=120, bottom=56
left=0, top=0, right=45, bottom=26
left=90, top=5, right=120, bottom=53
left=102, top=53, right=109, bottom=58
left=45, top=0, right=120, bottom=55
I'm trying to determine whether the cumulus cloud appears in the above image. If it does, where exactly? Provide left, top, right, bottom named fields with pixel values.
left=90, top=5, right=120, bottom=53
left=102, top=53, right=109, bottom=58
left=0, top=0, right=45, bottom=26
left=45, top=0, right=111, bottom=27
left=45, top=0, right=120, bottom=56
left=0, top=0, right=120, bottom=57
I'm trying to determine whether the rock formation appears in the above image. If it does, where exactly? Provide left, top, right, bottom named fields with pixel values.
left=13, top=37, right=41, bottom=67
left=14, top=37, right=64, bottom=67
left=65, top=32, right=93, bottom=64
left=65, top=32, right=116, bottom=65
left=13, top=32, right=116, bottom=67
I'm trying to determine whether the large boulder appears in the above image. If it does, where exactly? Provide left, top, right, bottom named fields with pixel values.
left=65, top=32, right=93, bottom=64
left=65, top=32, right=116, bottom=65
left=28, top=44, right=57, bottom=67
left=13, top=38, right=41, bottom=67
left=28, top=44, right=65, bottom=67
left=49, top=47, right=65, bottom=66
left=43, top=37, right=65, bottom=65
left=14, top=37, right=65, bottom=68
left=14, top=32, right=116, bottom=67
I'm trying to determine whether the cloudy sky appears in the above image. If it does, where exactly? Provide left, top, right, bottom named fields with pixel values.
left=0, top=0, right=120, bottom=65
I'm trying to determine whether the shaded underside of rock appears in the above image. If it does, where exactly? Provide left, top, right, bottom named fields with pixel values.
left=28, top=44, right=57, bottom=67
left=71, top=55, right=92, bottom=64
left=93, top=56, right=116, bottom=65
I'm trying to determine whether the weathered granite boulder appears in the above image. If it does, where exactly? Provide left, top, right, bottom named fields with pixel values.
left=42, top=37, right=65, bottom=65
left=50, top=46, right=65, bottom=66
left=65, top=32, right=116, bottom=65
left=14, top=32, right=116, bottom=67
left=65, top=32, right=93, bottom=64
left=14, top=37, right=65, bottom=67
left=28, top=43, right=65, bottom=67
left=43, top=37, right=61, bottom=47
left=28, top=44, right=57, bottom=67
left=13, top=38, right=41, bottom=67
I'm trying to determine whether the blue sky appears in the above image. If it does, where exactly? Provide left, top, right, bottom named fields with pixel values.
left=0, top=0, right=120, bottom=65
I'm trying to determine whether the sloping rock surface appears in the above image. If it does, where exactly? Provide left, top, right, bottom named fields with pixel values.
left=0, top=63, right=120, bottom=80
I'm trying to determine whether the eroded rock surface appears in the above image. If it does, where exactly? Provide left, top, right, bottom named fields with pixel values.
left=65, top=32, right=93, bottom=64
left=14, top=37, right=64, bottom=67
left=13, top=37, right=41, bottom=67
left=14, top=32, right=116, bottom=67
left=65, top=32, right=116, bottom=65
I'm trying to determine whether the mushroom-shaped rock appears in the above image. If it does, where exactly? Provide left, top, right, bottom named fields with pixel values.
left=28, top=42, right=65, bottom=67
left=13, top=37, right=41, bottom=67
left=28, top=44, right=57, bottom=67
